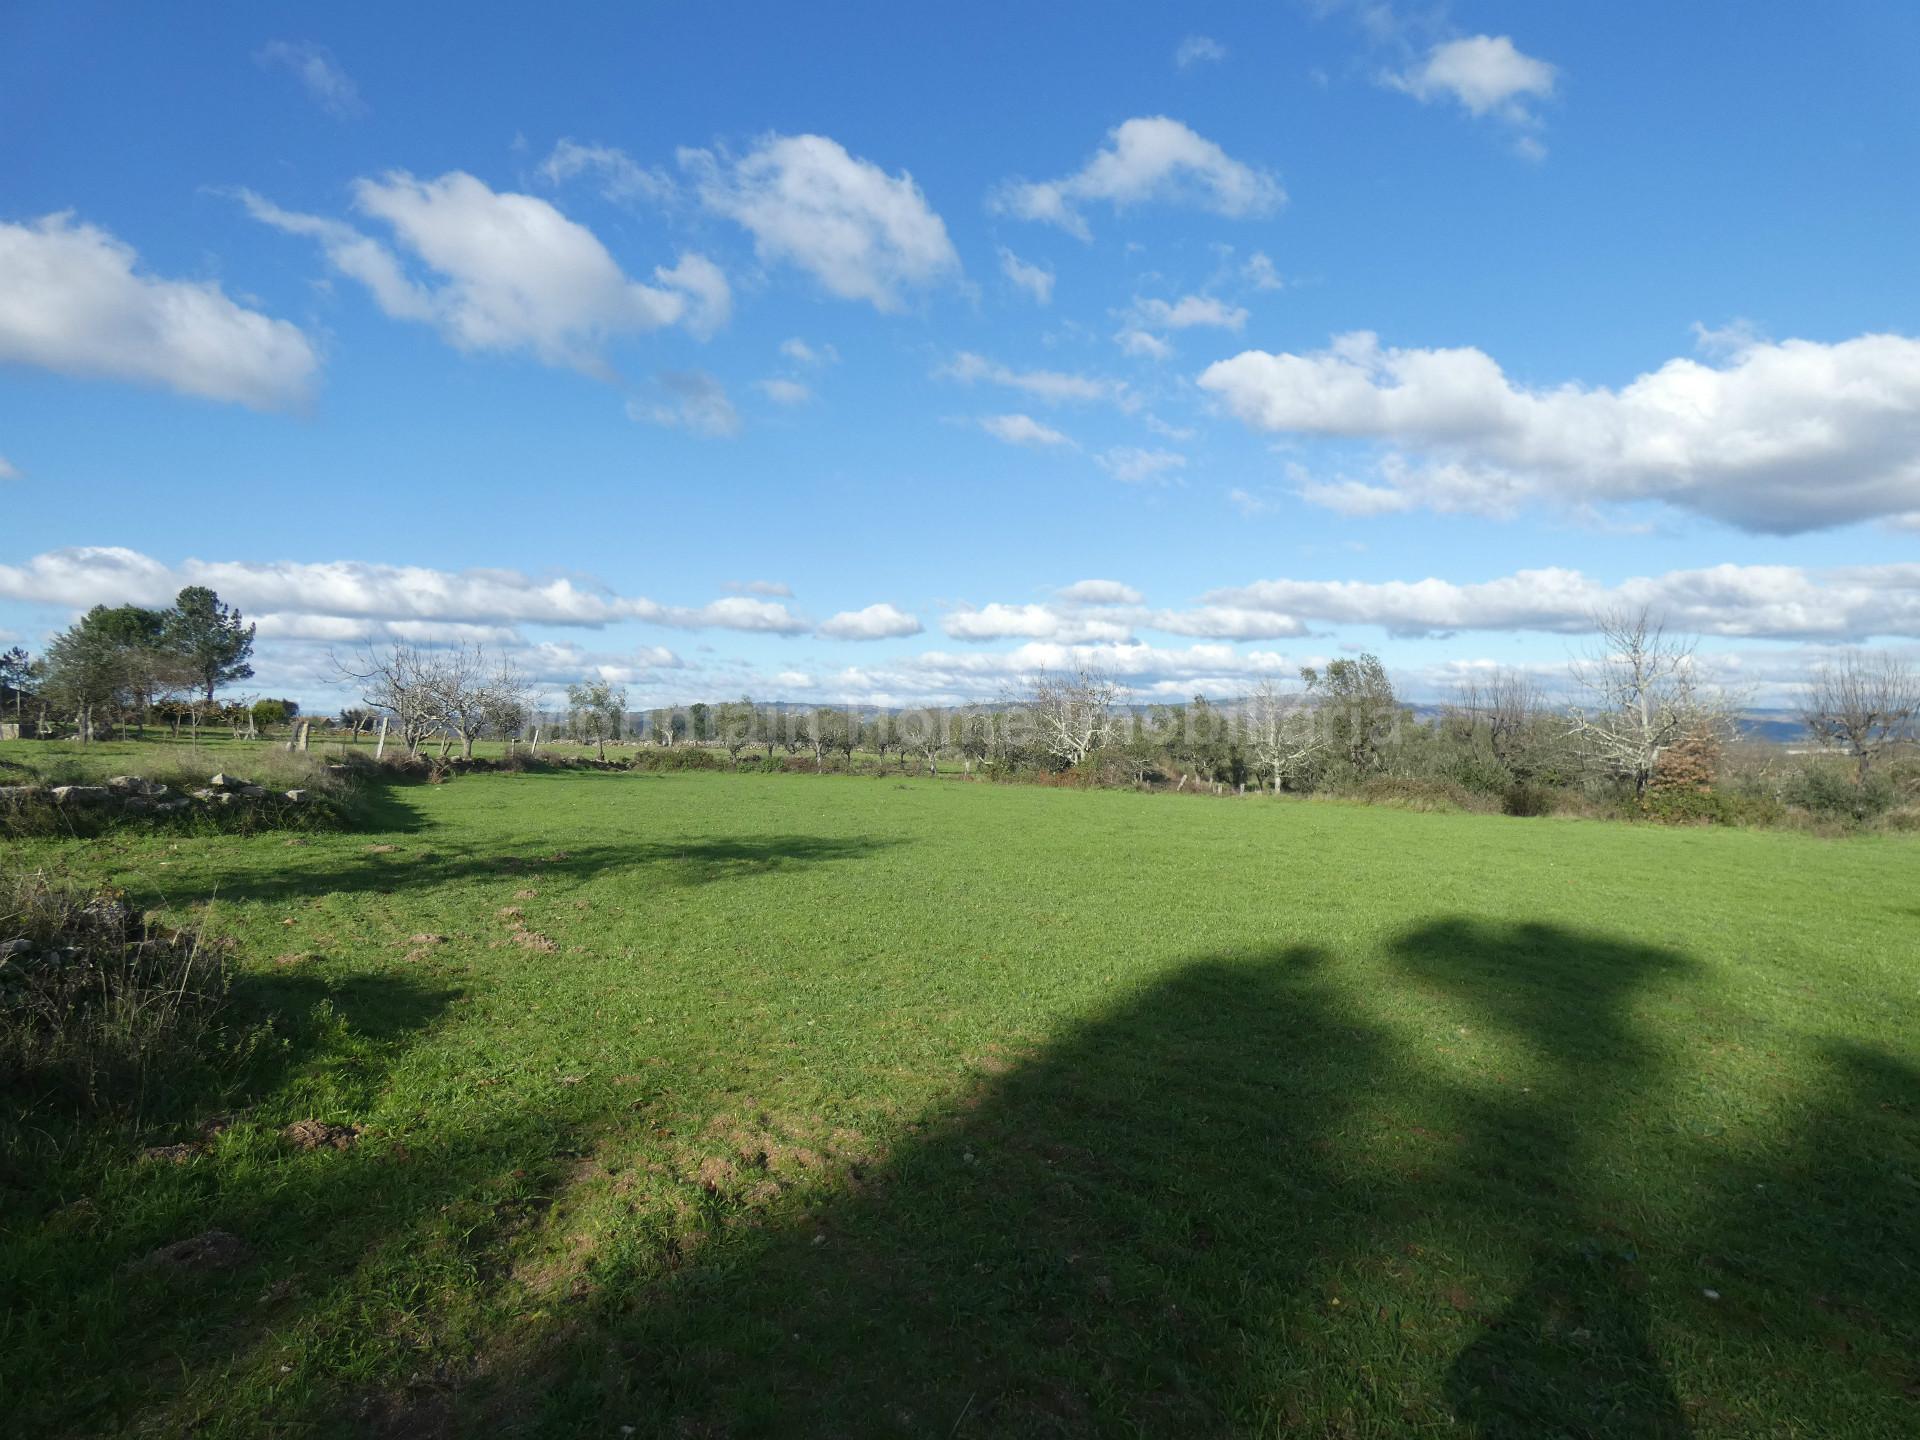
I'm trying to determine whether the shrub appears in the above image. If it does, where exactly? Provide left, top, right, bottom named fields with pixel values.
left=626, top=747, right=727, bottom=773
left=0, top=866, right=232, bottom=1114
left=1501, top=783, right=1556, bottom=817
left=1442, top=752, right=1521, bottom=797
left=1351, top=776, right=1486, bottom=812
left=1782, top=766, right=1899, bottom=822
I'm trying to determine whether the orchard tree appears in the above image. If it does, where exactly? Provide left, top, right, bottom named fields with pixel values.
left=715, top=697, right=757, bottom=764
left=1799, top=651, right=1918, bottom=782
left=899, top=708, right=944, bottom=777
left=250, top=697, right=299, bottom=730
left=335, top=641, right=443, bottom=757
left=1024, top=663, right=1121, bottom=768
left=479, top=659, right=534, bottom=749
left=1568, top=609, right=1724, bottom=795
left=804, top=707, right=847, bottom=771
left=566, top=679, right=626, bottom=760
left=1245, top=679, right=1325, bottom=794
left=862, top=714, right=898, bottom=769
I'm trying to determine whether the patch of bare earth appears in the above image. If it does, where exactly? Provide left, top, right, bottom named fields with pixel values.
left=131, top=1229, right=252, bottom=1276
left=284, top=1119, right=360, bottom=1151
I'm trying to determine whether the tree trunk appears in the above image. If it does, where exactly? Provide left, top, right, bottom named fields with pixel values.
left=463, top=734, right=475, bottom=759
left=597, top=734, right=606, bottom=761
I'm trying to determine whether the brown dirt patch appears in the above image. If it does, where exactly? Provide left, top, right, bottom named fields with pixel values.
left=132, top=1229, right=252, bottom=1275
left=283, top=1118, right=360, bottom=1151
left=496, top=906, right=524, bottom=922
left=512, top=888, right=539, bottom=899
left=512, top=930, right=558, bottom=953
left=138, top=1143, right=202, bottom=1165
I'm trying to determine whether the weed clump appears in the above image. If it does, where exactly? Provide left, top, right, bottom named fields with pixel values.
left=0, top=864, right=232, bottom=1114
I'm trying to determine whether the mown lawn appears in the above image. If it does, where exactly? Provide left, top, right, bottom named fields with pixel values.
left=2, top=768, right=1915, bottom=1437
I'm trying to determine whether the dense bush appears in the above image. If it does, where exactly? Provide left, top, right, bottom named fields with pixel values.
left=626, top=747, right=728, bottom=773
left=1782, top=767, right=1900, bottom=822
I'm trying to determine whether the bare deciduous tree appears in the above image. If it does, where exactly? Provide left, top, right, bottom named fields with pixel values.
left=1798, top=651, right=1918, bottom=781
left=1244, top=678, right=1324, bottom=794
left=1568, top=609, right=1723, bottom=794
left=335, top=642, right=443, bottom=758
left=479, top=658, right=534, bottom=750
left=432, top=644, right=494, bottom=759
left=1024, top=663, right=1121, bottom=767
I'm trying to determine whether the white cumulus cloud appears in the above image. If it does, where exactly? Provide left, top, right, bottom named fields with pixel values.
left=980, top=413, right=1073, bottom=447
left=818, top=602, right=924, bottom=640
left=1387, top=34, right=1557, bottom=154
left=682, top=133, right=959, bottom=311
left=538, top=139, right=677, bottom=206
left=998, top=247, right=1055, bottom=305
left=943, top=603, right=1136, bottom=645
left=0, top=547, right=812, bottom=634
left=241, top=173, right=728, bottom=373
left=1202, top=563, right=1920, bottom=640
left=993, top=117, right=1283, bottom=240
left=1132, top=294, right=1248, bottom=331
left=1198, top=329, right=1920, bottom=533
left=1388, top=35, right=1557, bottom=119
left=1115, top=328, right=1174, bottom=361
left=1058, top=579, right=1142, bottom=606
left=0, top=213, right=318, bottom=410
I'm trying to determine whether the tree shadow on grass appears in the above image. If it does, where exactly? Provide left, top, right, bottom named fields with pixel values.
left=177, top=835, right=909, bottom=910
left=1682, top=1039, right=1920, bottom=1422
left=1391, top=919, right=1697, bottom=1438
left=0, top=966, right=472, bottom=1436
left=466, top=945, right=1407, bottom=1436
left=24, top=917, right=1905, bottom=1436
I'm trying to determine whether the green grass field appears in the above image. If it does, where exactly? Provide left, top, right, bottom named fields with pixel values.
left=3, top=766, right=1916, bottom=1436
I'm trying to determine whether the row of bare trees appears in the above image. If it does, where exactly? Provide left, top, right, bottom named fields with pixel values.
left=322, top=615, right=1914, bottom=793
left=333, top=642, right=534, bottom=759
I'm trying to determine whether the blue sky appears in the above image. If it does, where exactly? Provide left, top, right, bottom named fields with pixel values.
left=4, top=1, right=1919, bottom=711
